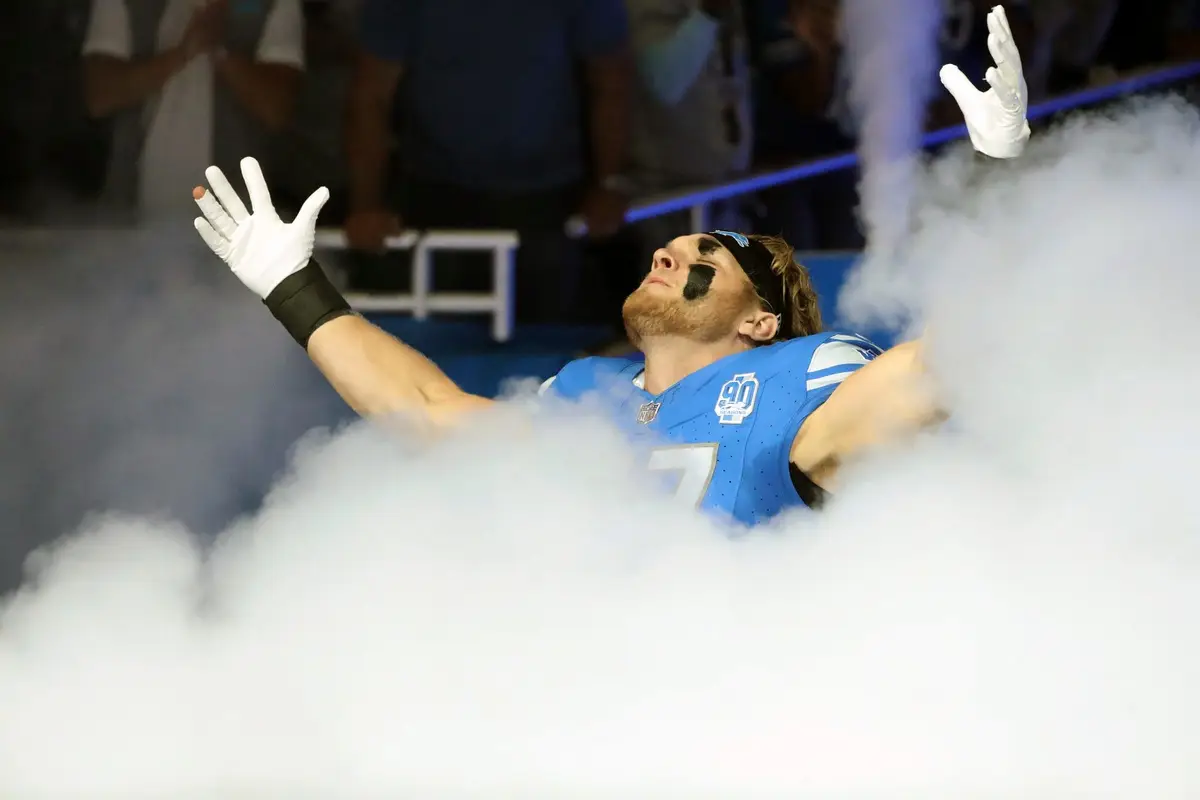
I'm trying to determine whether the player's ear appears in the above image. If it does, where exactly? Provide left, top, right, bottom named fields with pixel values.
left=739, top=310, right=779, bottom=343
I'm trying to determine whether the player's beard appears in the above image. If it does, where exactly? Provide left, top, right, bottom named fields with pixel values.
left=622, top=283, right=749, bottom=348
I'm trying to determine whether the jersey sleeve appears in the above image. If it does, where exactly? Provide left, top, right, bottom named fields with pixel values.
left=802, top=333, right=883, bottom=405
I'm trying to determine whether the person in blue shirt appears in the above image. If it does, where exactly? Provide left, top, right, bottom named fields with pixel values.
left=189, top=7, right=1030, bottom=526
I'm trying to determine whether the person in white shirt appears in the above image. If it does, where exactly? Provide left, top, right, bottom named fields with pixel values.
left=81, top=0, right=305, bottom=218
left=626, top=0, right=753, bottom=194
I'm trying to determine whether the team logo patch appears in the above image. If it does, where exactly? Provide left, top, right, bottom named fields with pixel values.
left=715, top=372, right=759, bottom=424
left=713, top=229, right=749, bottom=247
left=637, top=401, right=661, bottom=424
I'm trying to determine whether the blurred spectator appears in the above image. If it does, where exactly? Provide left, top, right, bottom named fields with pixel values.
left=1010, top=0, right=1117, bottom=95
left=748, top=0, right=842, bottom=155
left=0, top=4, right=55, bottom=215
left=747, top=0, right=863, bottom=250
left=1047, top=1, right=1119, bottom=90
left=271, top=0, right=362, bottom=220
left=0, top=1, right=111, bottom=217
left=1094, top=0, right=1194, bottom=71
left=1094, top=0, right=1165, bottom=70
left=81, top=0, right=304, bottom=219
left=625, top=0, right=754, bottom=246
left=344, top=0, right=632, bottom=323
left=1168, top=0, right=1200, bottom=59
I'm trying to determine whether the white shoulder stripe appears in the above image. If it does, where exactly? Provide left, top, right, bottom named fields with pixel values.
left=806, top=371, right=852, bottom=392
left=808, top=340, right=874, bottom=373
left=538, top=376, right=556, bottom=396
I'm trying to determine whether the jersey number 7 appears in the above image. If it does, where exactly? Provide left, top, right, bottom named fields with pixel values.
left=647, top=444, right=719, bottom=508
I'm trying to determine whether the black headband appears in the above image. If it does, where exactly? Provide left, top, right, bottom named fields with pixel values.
left=706, top=230, right=792, bottom=339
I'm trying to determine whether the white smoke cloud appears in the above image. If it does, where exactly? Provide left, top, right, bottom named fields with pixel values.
left=3, top=98, right=1200, bottom=797
left=0, top=221, right=340, bottom=588
left=841, top=0, right=945, bottom=256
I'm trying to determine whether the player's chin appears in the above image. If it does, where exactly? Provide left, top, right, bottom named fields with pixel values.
left=623, top=293, right=669, bottom=328
left=624, top=288, right=673, bottom=314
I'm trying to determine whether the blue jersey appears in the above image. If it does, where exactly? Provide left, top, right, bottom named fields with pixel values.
left=540, top=332, right=882, bottom=526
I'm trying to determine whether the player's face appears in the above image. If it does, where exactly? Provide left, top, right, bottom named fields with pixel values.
left=622, top=234, right=759, bottom=345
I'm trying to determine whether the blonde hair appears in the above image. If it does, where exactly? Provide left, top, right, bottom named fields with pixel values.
left=749, top=234, right=823, bottom=339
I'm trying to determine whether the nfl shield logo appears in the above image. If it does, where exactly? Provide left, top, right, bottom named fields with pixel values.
left=714, top=372, right=759, bottom=424
left=637, top=401, right=661, bottom=424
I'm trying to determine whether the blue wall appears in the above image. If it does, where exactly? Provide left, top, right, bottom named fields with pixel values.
left=800, top=251, right=858, bottom=331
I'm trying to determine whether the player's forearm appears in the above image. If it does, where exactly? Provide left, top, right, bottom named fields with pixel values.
left=306, top=314, right=479, bottom=420
left=254, top=257, right=487, bottom=423
left=214, top=54, right=300, bottom=131
left=82, top=51, right=187, bottom=117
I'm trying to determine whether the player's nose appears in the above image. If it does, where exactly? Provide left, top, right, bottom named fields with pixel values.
left=651, top=248, right=677, bottom=271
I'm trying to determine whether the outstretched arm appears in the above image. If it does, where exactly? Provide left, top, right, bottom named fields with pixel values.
left=790, top=340, right=945, bottom=486
left=193, top=157, right=491, bottom=426
left=305, top=314, right=492, bottom=423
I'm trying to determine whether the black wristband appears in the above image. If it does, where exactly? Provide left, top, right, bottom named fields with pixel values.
left=263, top=259, right=353, bottom=349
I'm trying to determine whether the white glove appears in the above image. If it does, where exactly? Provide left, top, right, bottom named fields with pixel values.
left=939, top=5, right=1030, bottom=160
left=193, top=156, right=330, bottom=299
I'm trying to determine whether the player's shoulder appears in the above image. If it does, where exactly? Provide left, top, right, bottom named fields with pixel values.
left=750, top=331, right=881, bottom=372
left=538, top=355, right=644, bottom=399
left=738, top=331, right=882, bottom=400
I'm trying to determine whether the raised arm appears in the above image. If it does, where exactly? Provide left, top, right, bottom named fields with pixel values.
left=192, top=157, right=491, bottom=426
left=790, top=5, right=1031, bottom=486
left=938, top=4, right=1031, bottom=160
